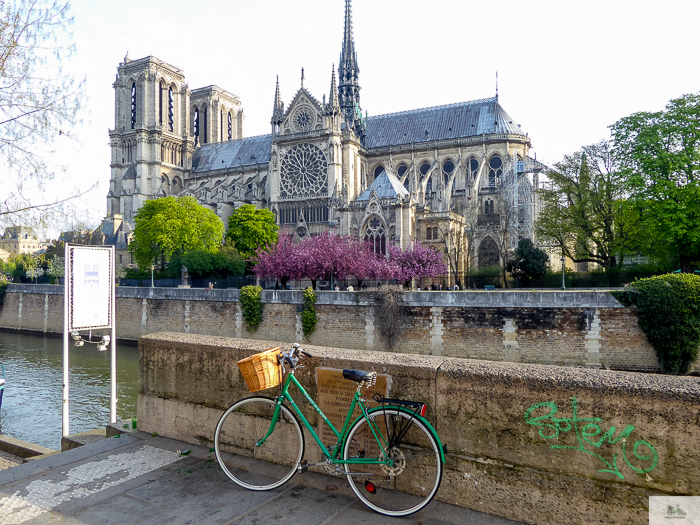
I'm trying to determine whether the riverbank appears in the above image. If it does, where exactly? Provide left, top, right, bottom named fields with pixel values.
left=0, top=331, right=139, bottom=450
left=3, top=283, right=690, bottom=373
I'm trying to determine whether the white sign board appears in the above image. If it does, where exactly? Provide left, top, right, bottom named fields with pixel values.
left=69, top=246, right=113, bottom=330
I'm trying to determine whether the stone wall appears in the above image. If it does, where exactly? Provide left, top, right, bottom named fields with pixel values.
left=1, top=284, right=695, bottom=372
left=137, top=332, right=700, bottom=525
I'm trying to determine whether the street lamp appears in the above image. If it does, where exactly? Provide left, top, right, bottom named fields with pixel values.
left=151, top=265, right=155, bottom=288
left=560, top=256, right=566, bottom=290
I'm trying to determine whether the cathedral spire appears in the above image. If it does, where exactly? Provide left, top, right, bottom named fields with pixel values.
left=271, top=75, right=284, bottom=130
left=274, top=75, right=282, bottom=110
left=338, top=0, right=361, bottom=128
left=329, top=64, right=340, bottom=110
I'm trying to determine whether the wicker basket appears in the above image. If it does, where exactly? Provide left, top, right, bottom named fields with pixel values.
left=237, top=347, right=282, bottom=392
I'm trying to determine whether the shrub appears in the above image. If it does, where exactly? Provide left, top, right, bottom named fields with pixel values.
left=301, top=287, right=317, bottom=339
left=240, top=285, right=263, bottom=332
left=373, top=285, right=406, bottom=348
left=613, top=273, right=700, bottom=375
left=0, top=276, right=8, bottom=306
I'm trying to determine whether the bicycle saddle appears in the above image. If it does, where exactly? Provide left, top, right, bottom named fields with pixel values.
left=343, top=369, right=376, bottom=383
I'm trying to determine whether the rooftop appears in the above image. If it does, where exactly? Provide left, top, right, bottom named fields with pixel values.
left=365, top=97, right=527, bottom=149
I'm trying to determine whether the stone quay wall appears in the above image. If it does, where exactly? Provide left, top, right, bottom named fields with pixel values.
left=1, top=284, right=697, bottom=372
left=138, top=332, right=700, bottom=525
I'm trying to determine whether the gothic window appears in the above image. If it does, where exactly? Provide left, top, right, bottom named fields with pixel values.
left=228, top=112, right=232, bottom=140
left=280, top=143, right=328, bottom=198
left=168, top=87, right=174, bottom=132
left=468, top=158, right=480, bottom=180
left=478, top=237, right=500, bottom=268
left=442, top=160, right=454, bottom=186
left=203, top=107, right=208, bottom=144
left=193, top=108, right=199, bottom=143
left=426, top=175, right=433, bottom=192
left=130, top=82, right=136, bottom=129
left=484, top=199, right=494, bottom=215
left=220, top=110, right=223, bottom=142
left=364, top=216, right=386, bottom=256
left=426, top=226, right=439, bottom=241
left=489, top=155, right=503, bottom=187
left=420, top=161, right=431, bottom=177
left=374, top=165, right=384, bottom=180
left=159, top=82, right=164, bottom=125
left=292, top=106, right=314, bottom=132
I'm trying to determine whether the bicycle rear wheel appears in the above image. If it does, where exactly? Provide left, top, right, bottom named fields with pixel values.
left=342, top=408, right=443, bottom=516
left=214, top=396, right=304, bottom=491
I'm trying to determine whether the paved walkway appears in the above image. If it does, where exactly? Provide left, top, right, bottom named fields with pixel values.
left=0, top=431, right=525, bottom=525
left=0, top=452, right=22, bottom=473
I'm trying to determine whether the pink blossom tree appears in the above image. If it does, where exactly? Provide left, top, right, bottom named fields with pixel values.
left=252, top=234, right=303, bottom=289
left=297, top=232, right=358, bottom=289
left=343, top=238, right=396, bottom=288
left=388, top=242, right=447, bottom=285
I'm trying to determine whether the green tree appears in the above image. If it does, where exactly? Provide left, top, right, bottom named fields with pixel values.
left=507, top=238, right=549, bottom=286
left=615, top=273, right=700, bottom=375
left=167, top=244, right=245, bottom=280
left=1, top=1, right=88, bottom=228
left=225, top=205, right=278, bottom=259
left=129, top=196, right=224, bottom=270
left=611, top=93, right=700, bottom=272
left=536, top=141, right=641, bottom=274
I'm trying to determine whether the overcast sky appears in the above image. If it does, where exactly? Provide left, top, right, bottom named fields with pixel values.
left=35, top=0, right=700, bottom=235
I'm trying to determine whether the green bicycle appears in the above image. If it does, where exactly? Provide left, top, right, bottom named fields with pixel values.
left=214, top=344, right=445, bottom=517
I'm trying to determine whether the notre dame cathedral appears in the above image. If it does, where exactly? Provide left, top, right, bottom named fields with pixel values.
left=103, top=0, right=543, bottom=284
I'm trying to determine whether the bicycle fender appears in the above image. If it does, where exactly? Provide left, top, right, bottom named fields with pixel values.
left=353, top=405, right=446, bottom=464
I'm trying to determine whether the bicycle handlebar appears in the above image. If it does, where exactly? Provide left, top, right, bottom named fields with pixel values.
left=278, top=345, right=314, bottom=373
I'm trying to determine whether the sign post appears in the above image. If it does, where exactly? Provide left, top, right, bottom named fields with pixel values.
left=63, top=244, right=116, bottom=437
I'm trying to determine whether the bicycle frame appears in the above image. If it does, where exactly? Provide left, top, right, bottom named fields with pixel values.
left=258, top=371, right=390, bottom=466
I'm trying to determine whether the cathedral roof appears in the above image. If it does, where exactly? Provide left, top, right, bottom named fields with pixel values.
left=364, top=97, right=527, bottom=149
left=191, top=134, right=272, bottom=173
left=122, top=165, right=137, bottom=180
left=355, top=170, right=409, bottom=201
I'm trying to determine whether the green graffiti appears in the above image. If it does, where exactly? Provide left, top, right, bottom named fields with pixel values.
left=524, top=397, right=658, bottom=479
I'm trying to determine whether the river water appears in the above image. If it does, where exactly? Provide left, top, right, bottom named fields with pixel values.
left=0, top=331, right=139, bottom=451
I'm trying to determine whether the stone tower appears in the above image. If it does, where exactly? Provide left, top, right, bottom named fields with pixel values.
left=108, top=55, right=192, bottom=221
left=107, top=55, right=242, bottom=221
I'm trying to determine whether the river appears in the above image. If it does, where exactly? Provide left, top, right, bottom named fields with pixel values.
left=0, top=331, right=139, bottom=451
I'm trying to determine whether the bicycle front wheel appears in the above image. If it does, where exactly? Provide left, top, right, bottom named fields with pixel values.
left=342, top=408, right=443, bottom=516
left=214, top=396, right=304, bottom=491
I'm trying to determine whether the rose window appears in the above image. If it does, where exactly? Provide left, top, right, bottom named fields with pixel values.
left=280, top=143, right=328, bottom=198
left=293, top=107, right=314, bottom=132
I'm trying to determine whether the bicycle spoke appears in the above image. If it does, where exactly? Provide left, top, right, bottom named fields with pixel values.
left=215, top=396, right=304, bottom=491
left=342, top=408, right=442, bottom=516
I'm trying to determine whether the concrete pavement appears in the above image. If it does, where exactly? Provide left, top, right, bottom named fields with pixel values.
left=0, top=430, right=526, bottom=525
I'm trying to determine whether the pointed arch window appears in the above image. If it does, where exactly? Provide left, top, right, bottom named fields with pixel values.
left=220, top=110, right=223, bottom=142
left=168, top=87, right=174, bottom=132
left=489, top=156, right=503, bottom=187
left=364, top=216, right=386, bottom=256
left=203, top=107, right=208, bottom=144
left=130, top=82, right=136, bottom=129
left=159, top=82, right=164, bottom=126
left=373, top=165, right=384, bottom=180
left=228, top=112, right=232, bottom=140
left=398, top=165, right=409, bottom=190
left=442, top=160, right=454, bottom=187
left=468, top=158, right=480, bottom=180
left=193, top=108, right=200, bottom=143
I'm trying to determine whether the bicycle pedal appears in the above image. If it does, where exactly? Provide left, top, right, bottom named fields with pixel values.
left=298, top=460, right=309, bottom=474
